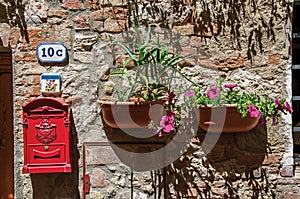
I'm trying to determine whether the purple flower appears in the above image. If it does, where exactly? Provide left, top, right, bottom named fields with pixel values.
left=159, top=111, right=175, bottom=134
left=285, top=102, right=293, bottom=114
left=258, top=115, right=266, bottom=125
left=183, top=91, right=196, bottom=97
left=206, top=86, right=220, bottom=99
left=272, top=117, right=278, bottom=126
left=247, top=105, right=260, bottom=118
left=224, top=84, right=237, bottom=89
left=275, top=99, right=284, bottom=112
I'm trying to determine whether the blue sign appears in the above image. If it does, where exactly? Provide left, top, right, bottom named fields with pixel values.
left=36, top=42, right=68, bottom=63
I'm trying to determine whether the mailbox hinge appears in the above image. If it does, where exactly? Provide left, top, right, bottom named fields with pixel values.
left=84, top=174, right=90, bottom=194
left=22, top=118, right=28, bottom=128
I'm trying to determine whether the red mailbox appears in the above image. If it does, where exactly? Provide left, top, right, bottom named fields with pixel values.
left=22, top=98, right=71, bottom=174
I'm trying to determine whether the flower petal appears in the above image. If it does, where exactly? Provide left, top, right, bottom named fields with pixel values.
left=183, top=91, right=196, bottom=97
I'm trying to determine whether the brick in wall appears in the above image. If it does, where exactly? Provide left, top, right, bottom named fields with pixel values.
left=62, top=0, right=83, bottom=10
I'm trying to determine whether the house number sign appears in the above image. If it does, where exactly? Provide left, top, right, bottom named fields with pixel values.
left=36, top=42, right=68, bottom=64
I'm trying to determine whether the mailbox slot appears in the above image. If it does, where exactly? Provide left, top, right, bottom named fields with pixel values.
left=22, top=98, right=71, bottom=174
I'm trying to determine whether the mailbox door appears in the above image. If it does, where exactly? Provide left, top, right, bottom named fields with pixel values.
left=22, top=98, right=71, bottom=174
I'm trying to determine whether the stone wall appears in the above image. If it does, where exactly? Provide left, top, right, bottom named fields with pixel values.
left=0, top=0, right=296, bottom=198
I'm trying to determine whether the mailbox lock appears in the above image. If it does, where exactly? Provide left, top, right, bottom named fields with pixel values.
left=44, top=146, right=49, bottom=151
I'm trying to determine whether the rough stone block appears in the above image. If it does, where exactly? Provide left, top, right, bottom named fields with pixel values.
left=75, top=16, right=90, bottom=30
left=109, top=7, right=128, bottom=20
left=15, top=77, right=27, bottom=86
left=280, top=165, right=294, bottom=177
left=62, top=0, right=83, bottom=10
left=211, top=181, right=226, bottom=188
left=215, top=57, right=247, bottom=69
left=262, top=154, right=282, bottom=165
left=18, top=27, right=56, bottom=51
left=74, top=52, right=93, bottom=63
left=195, top=27, right=219, bottom=37
left=74, top=33, right=98, bottom=51
left=47, top=10, right=68, bottom=18
left=173, top=24, right=194, bottom=35
left=90, top=8, right=128, bottom=21
left=190, top=36, right=206, bottom=47
left=15, top=51, right=37, bottom=62
left=93, top=21, right=105, bottom=32
left=90, top=10, right=110, bottom=21
left=211, top=187, right=228, bottom=196
left=90, top=168, right=108, bottom=187
left=28, top=75, right=40, bottom=85
left=104, top=19, right=128, bottom=33
left=283, top=193, right=300, bottom=199
left=100, top=0, right=127, bottom=6
left=85, top=0, right=101, bottom=10
left=277, top=177, right=296, bottom=185
left=268, top=55, right=281, bottom=65
left=86, top=146, right=121, bottom=165
left=31, top=86, right=41, bottom=96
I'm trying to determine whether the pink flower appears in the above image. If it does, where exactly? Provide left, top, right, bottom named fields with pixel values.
left=160, top=111, right=175, bottom=133
left=224, top=84, right=237, bottom=89
left=206, top=86, right=220, bottom=99
left=285, top=102, right=293, bottom=114
left=247, top=104, right=260, bottom=118
left=275, top=99, right=284, bottom=112
left=183, top=91, right=196, bottom=97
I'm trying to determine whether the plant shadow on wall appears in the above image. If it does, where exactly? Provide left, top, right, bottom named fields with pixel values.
left=151, top=125, right=271, bottom=199
left=130, top=0, right=292, bottom=61
left=0, top=0, right=29, bottom=43
left=30, top=111, right=80, bottom=199
left=102, top=124, right=271, bottom=199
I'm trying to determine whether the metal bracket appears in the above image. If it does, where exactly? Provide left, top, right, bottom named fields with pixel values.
left=84, top=174, right=90, bottom=194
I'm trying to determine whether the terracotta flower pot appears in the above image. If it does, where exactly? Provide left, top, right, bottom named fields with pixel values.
left=97, top=98, right=165, bottom=128
left=197, top=104, right=259, bottom=133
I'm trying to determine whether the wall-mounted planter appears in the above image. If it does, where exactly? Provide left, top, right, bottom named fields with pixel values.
left=97, top=98, right=165, bottom=129
left=98, top=98, right=178, bottom=171
left=197, top=104, right=259, bottom=133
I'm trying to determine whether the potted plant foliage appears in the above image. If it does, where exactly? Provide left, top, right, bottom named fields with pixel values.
left=184, top=79, right=293, bottom=132
left=98, top=24, right=196, bottom=137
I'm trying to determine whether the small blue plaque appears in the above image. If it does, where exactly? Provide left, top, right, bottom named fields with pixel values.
left=36, top=42, right=68, bottom=64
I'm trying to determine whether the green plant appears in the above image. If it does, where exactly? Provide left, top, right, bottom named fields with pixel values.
left=184, top=78, right=293, bottom=125
left=105, top=24, right=198, bottom=136
left=111, top=24, right=197, bottom=102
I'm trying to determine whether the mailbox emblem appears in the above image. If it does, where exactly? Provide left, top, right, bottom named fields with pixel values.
left=35, top=118, right=57, bottom=144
